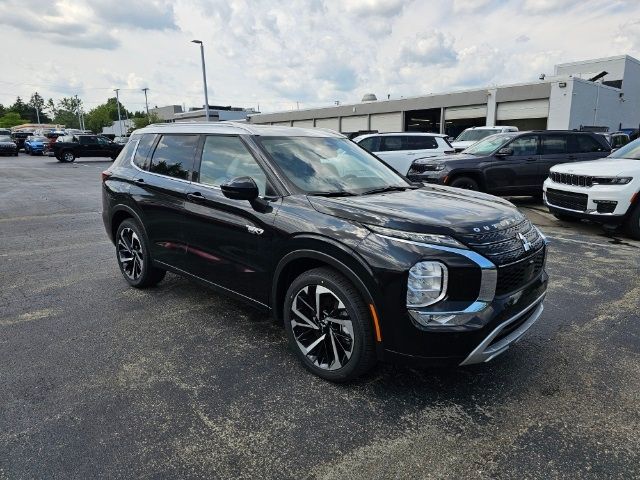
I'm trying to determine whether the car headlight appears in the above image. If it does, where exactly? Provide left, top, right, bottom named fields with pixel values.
left=592, top=177, right=632, bottom=185
left=366, top=224, right=467, bottom=249
left=406, top=261, right=447, bottom=308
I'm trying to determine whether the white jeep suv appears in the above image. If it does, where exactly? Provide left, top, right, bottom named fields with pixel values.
left=451, top=126, right=519, bottom=152
left=543, top=138, right=640, bottom=239
left=352, top=132, right=453, bottom=175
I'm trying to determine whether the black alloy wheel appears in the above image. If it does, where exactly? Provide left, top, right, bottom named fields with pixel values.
left=115, top=219, right=166, bottom=288
left=284, top=267, right=376, bottom=382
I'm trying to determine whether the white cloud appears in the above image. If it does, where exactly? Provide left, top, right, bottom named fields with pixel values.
left=1, top=0, right=640, bottom=114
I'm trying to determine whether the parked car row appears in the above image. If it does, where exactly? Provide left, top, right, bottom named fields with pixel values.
left=353, top=129, right=639, bottom=239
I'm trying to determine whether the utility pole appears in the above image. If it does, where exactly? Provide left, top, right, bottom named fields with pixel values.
left=191, top=40, right=210, bottom=121
left=114, top=89, right=123, bottom=136
left=142, top=87, right=150, bottom=119
left=75, top=95, right=82, bottom=129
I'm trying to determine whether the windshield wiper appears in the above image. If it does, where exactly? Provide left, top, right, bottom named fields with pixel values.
left=307, top=190, right=357, bottom=197
left=361, top=185, right=415, bottom=195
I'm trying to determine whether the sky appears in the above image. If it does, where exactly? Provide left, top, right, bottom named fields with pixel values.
left=1, top=0, right=640, bottom=115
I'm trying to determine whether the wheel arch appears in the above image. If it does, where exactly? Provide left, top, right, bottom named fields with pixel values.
left=271, top=240, right=380, bottom=335
left=446, top=169, right=486, bottom=191
left=109, top=204, right=147, bottom=245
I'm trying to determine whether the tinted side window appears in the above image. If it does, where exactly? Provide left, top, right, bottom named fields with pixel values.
left=81, top=136, right=97, bottom=145
left=358, top=137, right=377, bottom=152
left=575, top=135, right=604, bottom=153
left=133, top=134, right=157, bottom=170
left=508, top=136, right=538, bottom=155
left=149, top=134, right=198, bottom=180
left=113, top=137, right=138, bottom=167
left=379, top=136, right=405, bottom=152
left=198, top=136, right=267, bottom=195
left=407, top=136, right=438, bottom=150
left=541, top=135, right=567, bottom=155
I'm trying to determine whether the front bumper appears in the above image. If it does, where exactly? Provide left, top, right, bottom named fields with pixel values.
left=543, top=178, right=637, bottom=219
left=357, top=233, right=549, bottom=367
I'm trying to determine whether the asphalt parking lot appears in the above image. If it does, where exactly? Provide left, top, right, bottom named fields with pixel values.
left=1, top=153, right=638, bottom=479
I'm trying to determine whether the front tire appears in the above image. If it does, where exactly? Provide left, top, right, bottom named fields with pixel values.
left=284, top=267, right=376, bottom=382
left=449, top=176, right=479, bottom=191
left=115, top=219, right=166, bottom=288
left=625, top=204, right=640, bottom=240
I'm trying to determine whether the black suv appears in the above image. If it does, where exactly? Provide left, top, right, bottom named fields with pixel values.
left=407, top=130, right=611, bottom=196
left=102, top=124, right=549, bottom=382
left=53, top=134, right=123, bottom=162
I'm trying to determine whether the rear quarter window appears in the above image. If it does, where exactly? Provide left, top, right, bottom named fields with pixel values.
left=407, top=136, right=438, bottom=150
left=112, top=137, right=139, bottom=167
left=132, top=134, right=157, bottom=170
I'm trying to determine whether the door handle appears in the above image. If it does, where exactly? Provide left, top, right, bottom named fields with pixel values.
left=134, top=178, right=145, bottom=184
left=187, top=191, right=206, bottom=202
left=567, top=155, right=576, bottom=160
left=525, top=157, right=537, bottom=162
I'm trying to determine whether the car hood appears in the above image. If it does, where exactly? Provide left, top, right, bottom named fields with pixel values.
left=307, top=185, right=524, bottom=236
left=413, top=153, right=480, bottom=164
left=551, top=158, right=640, bottom=176
left=0, top=141, right=15, bottom=146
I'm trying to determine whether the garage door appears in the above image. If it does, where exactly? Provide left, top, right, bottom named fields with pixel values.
left=340, top=115, right=368, bottom=133
left=497, top=99, right=549, bottom=120
left=315, top=117, right=340, bottom=131
left=292, top=120, right=314, bottom=128
left=444, top=104, right=487, bottom=120
left=370, top=113, right=402, bottom=132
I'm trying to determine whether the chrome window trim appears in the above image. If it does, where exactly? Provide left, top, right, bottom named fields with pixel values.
left=377, top=234, right=497, bottom=313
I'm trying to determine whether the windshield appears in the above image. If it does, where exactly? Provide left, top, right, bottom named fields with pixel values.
left=463, top=133, right=514, bottom=155
left=0, top=135, right=11, bottom=142
left=608, top=138, right=640, bottom=160
left=260, top=136, right=410, bottom=194
left=455, top=129, right=501, bottom=142
left=32, top=136, right=48, bottom=142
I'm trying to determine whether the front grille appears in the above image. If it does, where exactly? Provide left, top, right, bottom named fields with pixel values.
left=495, top=247, right=545, bottom=295
left=550, top=171, right=593, bottom=187
left=458, top=218, right=545, bottom=266
left=411, top=164, right=441, bottom=173
left=546, top=188, right=588, bottom=211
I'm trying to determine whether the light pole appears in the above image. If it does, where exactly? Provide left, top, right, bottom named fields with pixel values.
left=114, top=88, right=123, bottom=136
left=191, top=40, right=210, bottom=121
left=142, top=87, right=150, bottom=120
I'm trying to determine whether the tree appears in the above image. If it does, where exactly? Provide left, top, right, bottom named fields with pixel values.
left=0, top=104, right=5, bottom=117
left=0, top=112, right=29, bottom=128
left=27, top=92, right=50, bottom=123
left=9, top=97, right=29, bottom=119
left=85, top=103, right=114, bottom=133
left=52, top=96, right=82, bottom=129
left=132, top=112, right=161, bottom=130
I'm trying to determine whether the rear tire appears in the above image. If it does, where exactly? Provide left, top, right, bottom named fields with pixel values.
left=449, top=176, right=479, bottom=191
left=115, top=219, right=166, bottom=288
left=624, top=204, right=640, bottom=240
left=61, top=150, right=75, bottom=163
left=283, top=267, right=377, bottom=382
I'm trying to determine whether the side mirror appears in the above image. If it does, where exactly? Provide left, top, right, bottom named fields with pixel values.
left=496, top=147, right=513, bottom=156
left=220, top=176, right=259, bottom=201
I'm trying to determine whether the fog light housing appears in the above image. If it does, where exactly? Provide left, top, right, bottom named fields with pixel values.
left=406, top=261, right=447, bottom=308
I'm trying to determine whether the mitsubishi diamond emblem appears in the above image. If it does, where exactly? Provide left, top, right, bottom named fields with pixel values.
left=517, top=232, right=532, bottom=252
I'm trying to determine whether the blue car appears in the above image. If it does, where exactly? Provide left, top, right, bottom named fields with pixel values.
left=24, top=136, right=50, bottom=155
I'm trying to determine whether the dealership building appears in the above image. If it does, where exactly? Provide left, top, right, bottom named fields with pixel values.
left=247, top=55, right=640, bottom=137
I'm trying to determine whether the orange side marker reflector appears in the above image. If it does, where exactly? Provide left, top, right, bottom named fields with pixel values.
left=369, top=304, right=382, bottom=342
left=631, top=192, right=638, bottom=204
left=443, top=176, right=449, bottom=184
